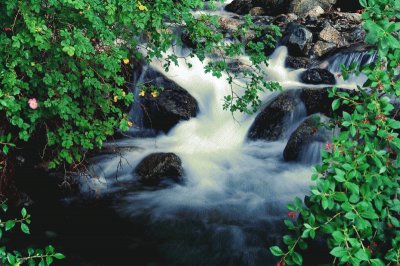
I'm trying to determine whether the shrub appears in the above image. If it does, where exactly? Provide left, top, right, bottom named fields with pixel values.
left=0, top=0, right=279, bottom=173
left=270, top=0, right=400, bottom=265
left=0, top=201, right=65, bottom=265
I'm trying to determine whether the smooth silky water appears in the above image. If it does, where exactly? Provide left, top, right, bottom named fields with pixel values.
left=60, top=46, right=362, bottom=265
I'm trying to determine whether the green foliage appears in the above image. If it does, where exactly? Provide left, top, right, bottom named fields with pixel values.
left=271, top=0, right=400, bottom=265
left=0, top=202, right=65, bottom=265
left=0, top=0, right=279, bottom=168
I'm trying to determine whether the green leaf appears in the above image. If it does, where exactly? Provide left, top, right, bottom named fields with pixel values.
left=21, top=208, right=27, bottom=218
left=370, top=259, right=385, bottom=266
left=46, top=256, right=54, bottom=265
left=5, top=220, right=15, bottom=231
left=53, top=253, right=66, bottom=260
left=333, top=193, right=347, bottom=202
left=330, top=247, right=348, bottom=258
left=354, top=248, right=369, bottom=261
left=332, top=231, right=344, bottom=243
left=291, top=252, right=303, bottom=265
left=332, top=99, right=341, bottom=111
left=269, top=246, right=284, bottom=256
left=345, top=182, right=359, bottom=195
left=21, top=223, right=30, bottom=234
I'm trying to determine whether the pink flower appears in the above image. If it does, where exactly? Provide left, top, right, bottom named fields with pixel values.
left=28, top=98, right=38, bottom=109
left=325, top=143, right=332, bottom=151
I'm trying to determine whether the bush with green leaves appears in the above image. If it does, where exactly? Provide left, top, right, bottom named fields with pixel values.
left=0, top=202, right=65, bottom=265
left=270, top=0, right=400, bottom=265
left=0, top=0, right=279, bottom=175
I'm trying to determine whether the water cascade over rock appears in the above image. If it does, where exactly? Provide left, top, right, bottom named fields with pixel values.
left=283, top=114, right=333, bottom=163
left=72, top=3, right=374, bottom=264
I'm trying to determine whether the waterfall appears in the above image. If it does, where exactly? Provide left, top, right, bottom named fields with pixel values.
left=324, top=49, right=377, bottom=86
left=327, top=50, right=377, bottom=73
left=83, top=45, right=361, bottom=265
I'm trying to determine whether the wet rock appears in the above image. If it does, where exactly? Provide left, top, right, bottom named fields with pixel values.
left=337, top=12, right=362, bottom=24
left=300, top=88, right=358, bottom=116
left=225, top=0, right=254, bottom=15
left=250, top=7, right=265, bottom=16
left=319, top=25, right=344, bottom=45
left=135, top=153, right=183, bottom=186
left=304, top=6, right=324, bottom=18
left=289, top=0, right=337, bottom=17
left=313, top=41, right=337, bottom=57
left=282, top=23, right=313, bottom=56
left=285, top=56, right=312, bottom=69
left=140, top=71, right=198, bottom=133
left=247, top=91, right=304, bottom=141
left=219, top=17, right=243, bottom=33
left=283, top=114, right=332, bottom=161
left=219, top=16, right=256, bottom=43
left=347, top=26, right=366, bottom=43
left=300, top=68, right=336, bottom=85
left=300, top=88, right=333, bottom=116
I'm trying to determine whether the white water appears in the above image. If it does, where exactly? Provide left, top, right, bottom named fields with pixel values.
left=82, top=46, right=363, bottom=265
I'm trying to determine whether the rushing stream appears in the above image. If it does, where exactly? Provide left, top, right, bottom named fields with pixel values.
left=9, top=8, right=376, bottom=263
left=41, top=46, right=363, bottom=265
left=9, top=44, right=372, bottom=266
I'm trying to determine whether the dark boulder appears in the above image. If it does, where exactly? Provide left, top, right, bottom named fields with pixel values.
left=225, top=0, right=254, bottom=15
left=300, top=68, right=336, bottom=85
left=135, top=153, right=183, bottom=186
left=225, top=0, right=288, bottom=15
left=281, top=23, right=313, bottom=56
left=300, top=88, right=358, bottom=117
left=138, top=71, right=198, bottom=133
left=283, top=115, right=332, bottom=161
left=285, top=56, right=312, bottom=69
left=300, top=88, right=333, bottom=116
left=248, top=91, right=304, bottom=141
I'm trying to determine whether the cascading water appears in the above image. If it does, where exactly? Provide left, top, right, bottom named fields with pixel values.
left=78, top=46, right=362, bottom=265
left=323, top=48, right=377, bottom=86
left=327, top=50, right=377, bottom=73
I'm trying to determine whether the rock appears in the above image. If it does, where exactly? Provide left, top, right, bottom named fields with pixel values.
left=300, top=88, right=333, bottom=116
left=283, top=115, right=331, bottom=161
left=250, top=7, right=265, bottom=16
left=304, top=6, right=324, bottom=18
left=300, top=68, right=336, bottom=85
left=247, top=91, right=304, bottom=141
left=219, top=17, right=243, bottom=33
left=219, top=16, right=256, bottom=43
left=300, top=88, right=357, bottom=116
left=135, top=153, right=183, bottom=186
left=282, top=23, right=313, bottom=56
left=313, top=41, right=337, bottom=57
left=289, top=0, right=337, bottom=17
left=287, top=13, right=299, bottom=21
left=347, top=26, right=366, bottom=43
left=225, top=0, right=254, bottom=14
left=285, top=56, right=312, bottom=69
left=139, top=71, right=198, bottom=133
left=319, top=25, right=344, bottom=45
left=337, top=12, right=362, bottom=24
